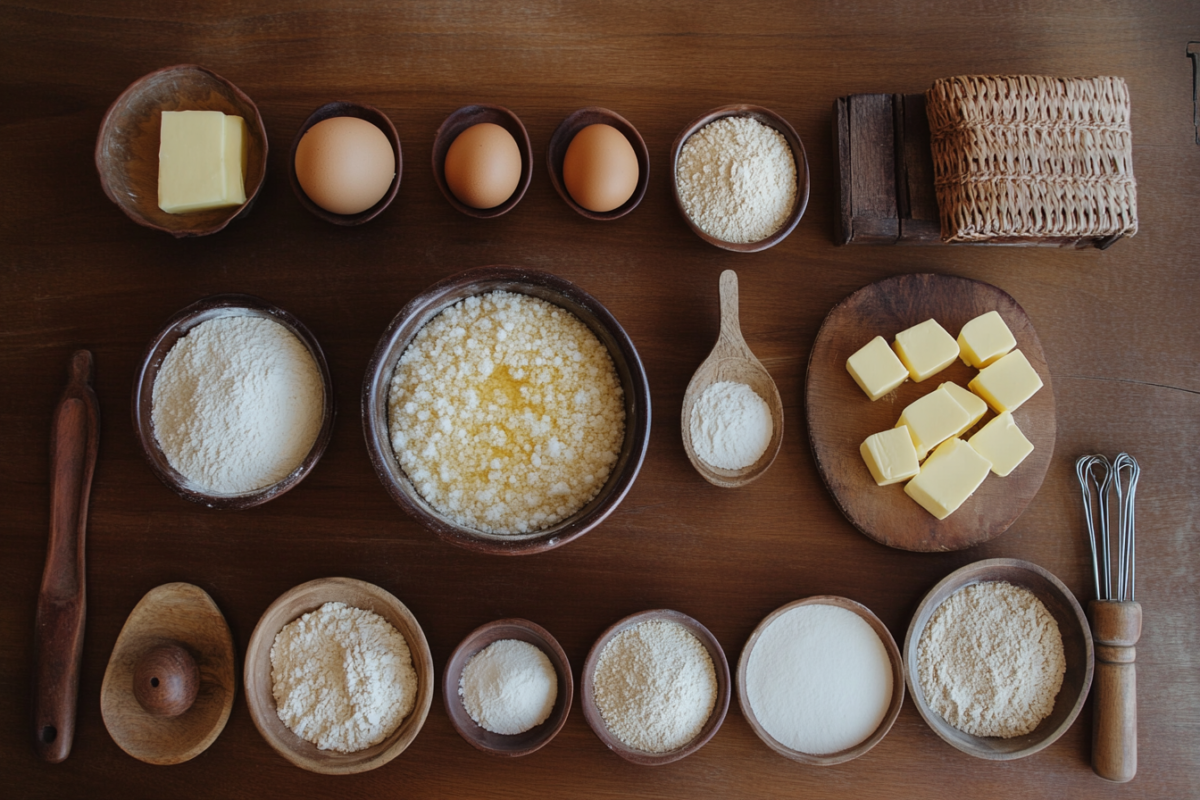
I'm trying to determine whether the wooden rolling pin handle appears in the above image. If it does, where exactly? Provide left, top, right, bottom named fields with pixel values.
left=1089, top=599, right=1142, bottom=783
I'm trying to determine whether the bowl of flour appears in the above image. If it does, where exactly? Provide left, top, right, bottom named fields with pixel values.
left=133, top=294, right=334, bottom=509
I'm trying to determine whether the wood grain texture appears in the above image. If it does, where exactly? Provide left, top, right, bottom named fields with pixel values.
left=1089, top=599, right=1142, bottom=782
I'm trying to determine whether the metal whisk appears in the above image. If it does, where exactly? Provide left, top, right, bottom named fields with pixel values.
left=1076, top=453, right=1140, bottom=602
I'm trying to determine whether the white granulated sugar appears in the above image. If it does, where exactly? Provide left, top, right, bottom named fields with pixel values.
left=918, top=581, right=1065, bottom=738
left=746, top=603, right=893, bottom=755
left=151, top=314, right=323, bottom=495
left=387, top=291, right=625, bottom=534
left=592, top=620, right=717, bottom=753
left=676, top=115, right=797, bottom=243
left=270, top=601, right=418, bottom=754
left=459, top=639, right=558, bottom=735
left=690, top=381, right=773, bottom=470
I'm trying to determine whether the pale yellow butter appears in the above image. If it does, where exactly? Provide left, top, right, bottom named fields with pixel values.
left=846, top=335, right=909, bottom=400
left=968, top=349, right=1043, bottom=413
left=904, top=438, right=992, bottom=520
left=958, top=311, right=1016, bottom=368
left=940, top=381, right=987, bottom=438
left=969, top=411, right=1034, bottom=477
left=158, top=110, right=246, bottom=214
left=222, top=114, right=248, bottom=207
left=892, top=319, right=959, bottom=382
left=895, top=385, right=971, bottom=461
left=860, top=427, right=920, bottom=486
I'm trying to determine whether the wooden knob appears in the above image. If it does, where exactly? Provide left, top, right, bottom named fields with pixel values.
left=133, top=644, right=199, bottom=717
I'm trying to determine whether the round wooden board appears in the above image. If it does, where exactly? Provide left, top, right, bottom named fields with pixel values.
left=805, top=273, right=1055, bottom=552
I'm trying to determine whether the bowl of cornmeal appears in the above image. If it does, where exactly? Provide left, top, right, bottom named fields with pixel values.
left=362, top=265, right=651, bottom=555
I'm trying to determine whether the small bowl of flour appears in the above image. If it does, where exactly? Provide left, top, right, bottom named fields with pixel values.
left=134, top=294, right=334, bottom=510
left=443, top=618, right=573, bottom=757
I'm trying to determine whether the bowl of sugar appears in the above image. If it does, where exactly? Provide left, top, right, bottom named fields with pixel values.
left=362, top=265, right=651, bottom=555
left=737, top=596, right=903, bottom=765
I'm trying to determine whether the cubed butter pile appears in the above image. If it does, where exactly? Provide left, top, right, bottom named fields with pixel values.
left=158, top=110, right=248, bottom=214
left=847, top=311, right=1041, bottom=520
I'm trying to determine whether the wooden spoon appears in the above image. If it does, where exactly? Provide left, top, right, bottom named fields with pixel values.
left=681, top=270, right=784, bottom=487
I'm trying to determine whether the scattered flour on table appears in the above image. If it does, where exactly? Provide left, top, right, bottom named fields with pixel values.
left=459, top=639, right=558, bottom=735
left=270, top=601, right=418, bottom=753
left=689, top=380, right=773, bottom=470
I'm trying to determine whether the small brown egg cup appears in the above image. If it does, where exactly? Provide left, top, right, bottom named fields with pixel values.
left=288, top=101, right=402, bottom=226
left=547, top=108, right=649, bottom=221
left=131, top=293, right=335, bottom=510
left=671, top=104, right=810, bottom=252
left=431, top=105, right=533, bottom=219
left=581, top=609, right=730, bottom=765
left=443, top=619, right=573, bottom=757
left=95, top=64, right=268, bottom=238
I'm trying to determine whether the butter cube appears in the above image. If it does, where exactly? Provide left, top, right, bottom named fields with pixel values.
left=969, top=411, right=1034, bottom=477
left=158, top=110, right=246, bottom=214
left=860, top=427, right=921, bottom=486
left=904, top=438, right=992, bottom=520
left=940, top=382, right=988, bottom=438
left=222, top=114, right=248, bottom=206
left=895, top=385, right=971, bottom=461
left=969, top=350, right=1043, bottom=413
left=893, top=319, right=960, bottom=382
left=958, top=311, right=1017, bottom=368
left=846, top=336, right=909, bottom=400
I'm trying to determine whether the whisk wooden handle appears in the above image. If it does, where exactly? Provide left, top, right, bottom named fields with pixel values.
left=1089, top=600, right=1141, bottom=783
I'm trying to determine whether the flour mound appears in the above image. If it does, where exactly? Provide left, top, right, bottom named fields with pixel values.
left=690, top=381, right=773, bottom=470
left=459, top=639, right=557, bottom=735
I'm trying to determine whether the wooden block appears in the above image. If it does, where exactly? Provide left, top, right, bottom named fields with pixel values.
left=896, top=93, right=942, bottom=243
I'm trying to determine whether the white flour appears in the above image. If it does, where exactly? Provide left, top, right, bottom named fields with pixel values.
left=271, top=602, right=418, bottom=753
left=459, top=639, right=557, bottom=735
left=676, top=115, right=797, bottom=243
left=918, top=581, right=1065, bottom=738
left=745, top=603, right=893, bottom=755
left=592, top=620, right=717, bottom=753
left=152, top=314, right=323, bottom=494
left=690, top=381, right=773, bottom=470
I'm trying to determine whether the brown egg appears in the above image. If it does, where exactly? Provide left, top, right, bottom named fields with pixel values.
left=294, top=117, right=395, bottom=215
left=562, top=124, right=639, bottom=213
left=444, top=123, right=523, bottom=209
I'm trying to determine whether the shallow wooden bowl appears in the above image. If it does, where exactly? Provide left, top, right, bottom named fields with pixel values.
left=546, top=107, right=649, bottom=221
left=288, top=101, right=402, bottom=225
left=243, top=577, right=434, bottom=775
left=736, top=596, right=904, bottom=766
left=580, top=609, right=730, bottom=765
left=670, top=104, right=810, bottom=252
left=443, top=618, right=573, bottom=757
left=131, top=293, right=335, bottom=510
left=362, top=265, right=652, bottom=555
left=95, top=64, right=268, bottom=237
left=431, top=104, right=532, bottom=218
left=904, top=559, right=1094, bottom=761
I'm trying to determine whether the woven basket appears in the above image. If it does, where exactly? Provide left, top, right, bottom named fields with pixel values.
left=926, top=75, right=1137, bottom=243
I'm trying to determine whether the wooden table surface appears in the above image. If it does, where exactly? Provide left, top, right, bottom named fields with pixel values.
left=3, top=1, right=1198, bottom=797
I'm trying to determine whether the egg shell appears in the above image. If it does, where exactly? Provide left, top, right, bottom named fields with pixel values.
left=443, top=123, right=523, bottom=209
left=562, top=124, right=639, bottom=213
left=294, top=116, right=395, bottom=216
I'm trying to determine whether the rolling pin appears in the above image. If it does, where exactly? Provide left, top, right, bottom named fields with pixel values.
left=1089, top=599, right=1141, bottom=783
left=33, top=350, right=99, bottom=763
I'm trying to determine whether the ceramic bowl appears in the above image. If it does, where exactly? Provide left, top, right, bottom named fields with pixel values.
left=95, top=64, right=268, bottom=237
left=580, top=609, right=730, bottom=765
left=131, top=293, right=335, bottom=510
left=243, top=577, right=434, bottom=775
left=670, top=104, right=810, bottom=252
left=904, top=558, right=1094, bottom=760
left=737, top=595, right=904, bottom=765
left=431, top=104, right=532, bottom=218
left=362, top=265, right=651, bottom=555
left=546, top=107, right=649, bottom=221
left=443, top=618, right=573, bottom=757
left=288, top=101, right=402, bottom=225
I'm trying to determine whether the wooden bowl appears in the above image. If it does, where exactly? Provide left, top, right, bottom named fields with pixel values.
left=95, top=64, right=268, bottom=237
left=442, top=618, right=573, bottom=757
left=546, top=108, right=649, bottom=221
left=736, top=596, right=904, bottom=766
left=362, top=265, right=652, bottom=555
left=670, top=105, right=810, bottom=252
left=131, top=293, right=335, bottom=510
left=288, top=101, right=402, bottom=225
left=904, top=559, right=1094, bottom=761
left=431, top=105, right=532, bottom=218
left=580, top=609, right=730, bottom=765
left=243, top=577, right=434, bottom=774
